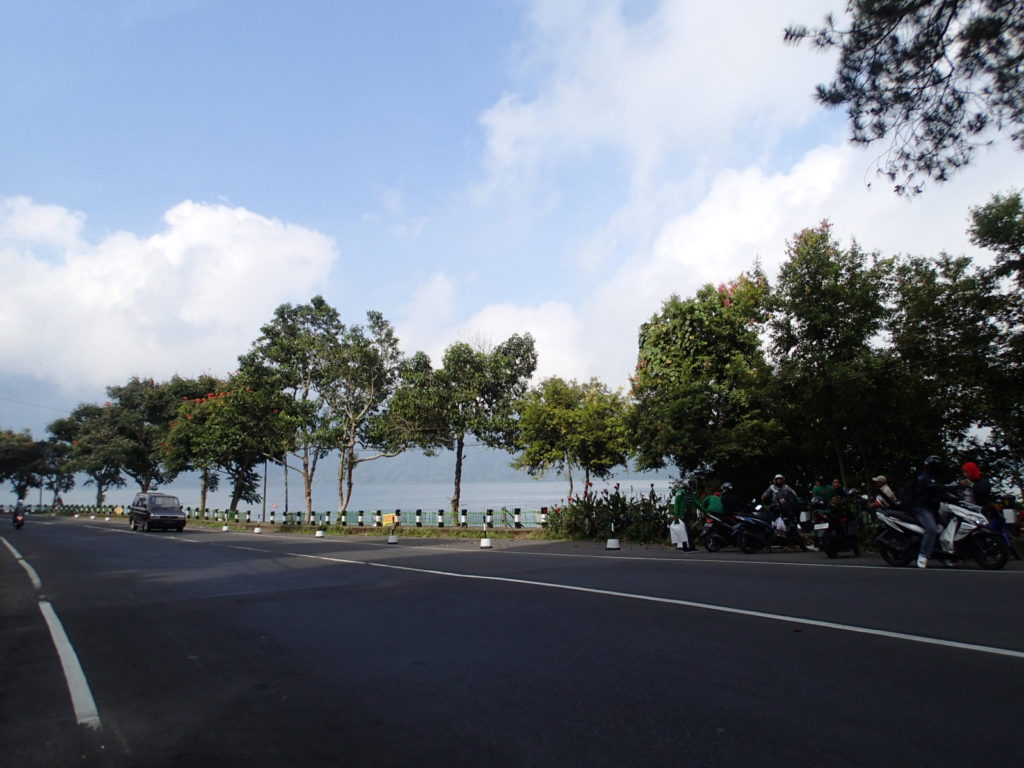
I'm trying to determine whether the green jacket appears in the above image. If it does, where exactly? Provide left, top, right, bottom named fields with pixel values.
left=672, top=489, right=697, bottom=520
left=702, top=494, right=724, bottom=515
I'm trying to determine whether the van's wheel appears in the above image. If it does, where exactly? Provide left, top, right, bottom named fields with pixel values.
left=143, top=519, right=151, bottom=532
left=129, top=517, right=137, bottom=531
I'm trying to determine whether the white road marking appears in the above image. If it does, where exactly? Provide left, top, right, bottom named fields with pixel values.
left=2, top=537, right=103, bottom=729
left=1, top=537, right=43, bottom=589
left=80, top=521, right=1024, bottom=657
left=38, top=601, right=102, bottom=729
left=279, top=548, right=1024, bottom=660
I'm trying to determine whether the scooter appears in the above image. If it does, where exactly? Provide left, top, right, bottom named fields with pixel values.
left=875, top=491, right=1008, bottom=569
left=812, top=490, right=863, bottom=558
left=735, top=502, right=807, bottom=554
left=13, top=510, right=25, bottom=529
left=700, top=509, right=740, bottom=552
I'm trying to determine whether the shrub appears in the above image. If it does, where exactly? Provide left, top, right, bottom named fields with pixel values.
left=546, top=484, right=671, bottom=543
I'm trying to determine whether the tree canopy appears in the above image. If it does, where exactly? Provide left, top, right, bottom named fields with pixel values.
left=786, top=1, right=1024, bottom=194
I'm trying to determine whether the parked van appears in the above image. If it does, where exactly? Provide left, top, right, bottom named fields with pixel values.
left=128, top=492, right=186, bottom=532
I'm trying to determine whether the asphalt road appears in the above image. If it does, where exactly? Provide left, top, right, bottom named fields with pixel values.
left=2, top=515, right=1022, bottom=768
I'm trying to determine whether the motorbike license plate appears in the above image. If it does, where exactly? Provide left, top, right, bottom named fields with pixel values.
left=813, top=522, right=829, bottom=530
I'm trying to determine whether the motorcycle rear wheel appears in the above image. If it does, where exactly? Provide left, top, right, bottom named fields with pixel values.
left=973, top=534, right=1008, bottom=570
left=739, top=532, right=764, bottom=554
left=878, top=543, right=914, bottom=567
left=702, top=532, right=724, bottom=553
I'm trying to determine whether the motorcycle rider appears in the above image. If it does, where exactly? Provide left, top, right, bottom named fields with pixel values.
left=721, top=482, right=742, bottom=518
left=913, top=456, right=946, bottom=568
left=870, top=475, right=899, bottom=509
left=963, top=461, right=1021, bottom=560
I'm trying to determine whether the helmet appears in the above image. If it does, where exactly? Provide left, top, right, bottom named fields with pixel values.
left=680, top=478, right=693, bottom=491
left=923, top=455, right=944, bottom=475
left=773, top=474, right=785, bottom=481
left=721, top=482, right=733, bottom=491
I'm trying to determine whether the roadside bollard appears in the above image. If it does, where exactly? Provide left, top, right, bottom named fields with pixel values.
left=540, top=507, right=548, bottom=527
left=415, top=509, right=422, bottom=527
left=485, top=509, right=494, bottom=529
left=373, top=510, right=382, bottom=527
left=358, top=510, right=365, bottom=527
left=480, top=536, right=493, bottom=549
left=437, top=509, right=445, bottom=528
left=514, top=508, right=522, bottom=528
left=459, top=509, right=467, bottom=528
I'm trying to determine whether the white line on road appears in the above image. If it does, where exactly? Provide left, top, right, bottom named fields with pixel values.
left=1, top=537, right=43, bottom=589
left=282, top=548, right=1024, bottom=661
left=38, top=601, right=102, bottom=729
left=1, top=536, right=103, bottom=729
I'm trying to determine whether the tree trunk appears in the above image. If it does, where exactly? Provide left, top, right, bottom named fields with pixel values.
left=566, top=452, right=574, bottom=499
left=450, top=433, right=465, bottom=525
left=199, top=469, right=210, bottom=513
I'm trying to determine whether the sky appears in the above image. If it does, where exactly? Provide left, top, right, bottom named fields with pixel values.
left=2, top=0, right=1023, bottom=439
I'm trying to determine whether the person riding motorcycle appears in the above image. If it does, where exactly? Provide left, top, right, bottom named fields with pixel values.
left=720, top=482, right=742, bottom=517
left=913, top=456, right=946, bottom=568
left=870, top=475, right=899, bottom=509
left=761, top=474, right=800, bottom=518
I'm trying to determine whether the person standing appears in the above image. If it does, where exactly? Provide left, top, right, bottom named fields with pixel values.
left=913, top=456, right=945, bottom=568
left=671, top=479, right=697, bottom=552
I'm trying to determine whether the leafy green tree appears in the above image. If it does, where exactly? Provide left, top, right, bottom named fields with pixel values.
left=0, top=430, right=45, bottom=501
left=105, top=376, right=213, bottom=492
left=48, top=404, right=127, bottom=505
left=768, top=223, right=892, bottom=485
left=514, top=377, right=630, bottom=498
left=40, top=438, right=75, bottom=505
left=786, top=1, right=1024, bottom=193
left=966, top=190, right=1024, bottom=486
left=887, top=252, right=1004, bottom=460
left=630, top=271, right=781, bottom=489
left=166, top=376, right=291, bottom=512
left=319, top=311, right=409, bottom=513
left=969, top=189, right=1024, bottom=287
left=389, top=335, right=538, bottom=522
left=238, top=296, right=343, bottom=522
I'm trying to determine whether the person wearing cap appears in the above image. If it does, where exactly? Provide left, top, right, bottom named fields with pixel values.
left=960, top=462, right=992, bottom=517
left=870, top=475, right=898, bottom=509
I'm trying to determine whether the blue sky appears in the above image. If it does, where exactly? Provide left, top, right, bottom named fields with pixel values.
left=3, top=0, right=1023, bottom=438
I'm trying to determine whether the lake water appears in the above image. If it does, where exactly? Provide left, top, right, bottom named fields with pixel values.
left=39, top=476, right=673, bottom=516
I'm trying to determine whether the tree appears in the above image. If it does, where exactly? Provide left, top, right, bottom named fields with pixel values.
left=319, top=311, right=409, bottom=514
left=48, top=404, right=127, bottom=505
left=0, top=430, right=45, bottom=501
left=105, top=376, right=207, bottom=492
left=238, top=296, right=343, bottom=522
left=969, top=188, right=1024, bottom=287
left=966, top=190, right=1024, bottom=486
left=629, top=271, right=781, bottom=491
left=786, top=1, right=1024, bottom=194
left=514, top=377, right=630, bottom=498
left=389, top=335, right=538, bottom=522
left=768, top=223, right=893, bottom=486
left=166, top=376, right=291, bottom=512
left=40, top=438, right=75, bottom=505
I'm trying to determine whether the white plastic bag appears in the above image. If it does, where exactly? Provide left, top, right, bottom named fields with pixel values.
left=669, top=519, right=690, bottom=547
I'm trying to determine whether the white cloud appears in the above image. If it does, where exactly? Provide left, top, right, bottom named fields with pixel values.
left=0, top=198, right=338, bottom=391
left=478, top=0, right=835, bottom=200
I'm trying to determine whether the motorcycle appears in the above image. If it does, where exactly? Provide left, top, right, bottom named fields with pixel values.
left=13, top=510, right=25, bottom=529
left=874, top=490, right=1008, bottom=569
left=700, top=509, right=741, bottom=552
left=812, top=490, right=863, bottom=558
left=735, top=502, right=807, bottom=554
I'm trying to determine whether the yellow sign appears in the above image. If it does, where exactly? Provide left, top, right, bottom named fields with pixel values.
left=383, top=514, right=398, bottom=526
